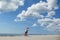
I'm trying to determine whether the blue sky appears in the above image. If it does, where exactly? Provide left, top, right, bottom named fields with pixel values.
left=0, top=0, right=60, bottom=34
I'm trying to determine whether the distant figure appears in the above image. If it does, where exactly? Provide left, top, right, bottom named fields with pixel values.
left=24, top=27, right=29, bottom=36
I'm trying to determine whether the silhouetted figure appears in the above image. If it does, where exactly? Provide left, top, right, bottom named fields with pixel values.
left=24, top=27, right=29, bottom=36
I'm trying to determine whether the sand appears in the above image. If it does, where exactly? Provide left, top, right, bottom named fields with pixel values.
left=0, top=35, right=60, bottom=40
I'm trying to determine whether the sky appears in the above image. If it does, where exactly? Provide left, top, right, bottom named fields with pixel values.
left=0, top=0, right=60, bottom=34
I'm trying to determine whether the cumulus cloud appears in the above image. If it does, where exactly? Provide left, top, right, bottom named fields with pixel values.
left=32, top=23, right=37, bottom=27
left=15, top=0, right=58, bottom=21
left=15, top=1, right=48, bottom=21
left=0, top=0, right=24, bottom=12
left=38, top=18, right=60, bottom=32
left=47, top=0, right=58, bottom=10
left=15, top=0, right=60, bottom=32
left=38, top=18, right=53, bottom=27
left=46, top=11, right=55, bottom=18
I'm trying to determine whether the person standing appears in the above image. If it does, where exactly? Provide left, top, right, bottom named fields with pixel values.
left=24, top=27, right=29, bottom=36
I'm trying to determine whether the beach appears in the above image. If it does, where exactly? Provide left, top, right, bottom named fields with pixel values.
left=0, top=35, right=60, bottom=40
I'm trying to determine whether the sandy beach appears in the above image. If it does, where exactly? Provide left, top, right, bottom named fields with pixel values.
left=0, top=35, right=60, bottom=40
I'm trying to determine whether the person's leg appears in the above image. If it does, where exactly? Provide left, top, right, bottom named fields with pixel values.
left=24, top=32, right=28, bottom=36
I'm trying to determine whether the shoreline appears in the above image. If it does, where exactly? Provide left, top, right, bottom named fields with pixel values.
left=0, top=34, right=60, bottom=36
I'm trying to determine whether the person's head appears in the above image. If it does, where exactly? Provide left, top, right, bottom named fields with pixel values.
left=26, top=27, right=29, bottom=29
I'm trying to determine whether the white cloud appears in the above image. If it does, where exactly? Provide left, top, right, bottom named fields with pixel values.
left=14, top=10, right=26, bottom=21
left=15, top=0, right=59, bottom=21
left=15, top=0, right=59, bottom=32
left=47, top=0, right=58, bottom=10
left=38, top=18, right=53, bottom=27
left=15, top=1, right=48, bottom=21
left=47, top=19, right=60, bottom=32
left=32, top=23, right=37, bottom=27
left=0, top=0, right=24, bottom=12
left=46, top=11, right=55, bottom=18
left=38, top=18, right=60, bottom=32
